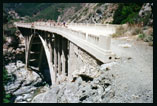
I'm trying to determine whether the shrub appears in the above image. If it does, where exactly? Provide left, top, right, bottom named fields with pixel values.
left=148, top=42, right=153, bottom=46
left=3, top=93, right=11, bottom=103
left=3, top=67, right=12, bottom=103
left=144, top=35, right=153, bottom=42
left=112, top=3, right=143, bottom=24
left=131, top=27, right=143, bottom=35
left=111, top=26, right=125, bottom=37
left=138, top=34, right=145, bottom=40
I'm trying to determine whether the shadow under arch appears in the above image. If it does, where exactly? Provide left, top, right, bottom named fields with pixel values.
left=27, top=32, right=53, bottom=85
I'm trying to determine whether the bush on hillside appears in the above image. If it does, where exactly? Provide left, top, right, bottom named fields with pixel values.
left=112, top=3, right=143, bottom=24
left=3, top=67, right=12, bottom=103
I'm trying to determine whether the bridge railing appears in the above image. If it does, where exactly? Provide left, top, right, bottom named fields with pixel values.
left=15, top=22, right=116, bottom=51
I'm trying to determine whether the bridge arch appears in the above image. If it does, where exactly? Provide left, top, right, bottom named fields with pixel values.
left=25, top=30, right=69, bottom=85
left=26, top=31, right=55, bottom=85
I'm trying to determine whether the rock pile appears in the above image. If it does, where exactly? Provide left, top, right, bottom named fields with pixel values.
left=32, top=67, right=115, bottom=103
left=4, top=60, right=43, bottom=103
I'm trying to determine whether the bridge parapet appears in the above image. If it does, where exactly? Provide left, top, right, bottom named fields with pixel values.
left=67, top=23, right=119, bottom=36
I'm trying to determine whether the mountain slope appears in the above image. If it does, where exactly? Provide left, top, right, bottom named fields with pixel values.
left=3, top=3, right=153, bottom=26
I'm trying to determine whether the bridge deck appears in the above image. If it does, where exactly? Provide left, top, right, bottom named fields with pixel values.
left=15, top=22, right=118, bottom=63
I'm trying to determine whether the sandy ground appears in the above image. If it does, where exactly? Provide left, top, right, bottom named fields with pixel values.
left=108, top=36, right=153, bottom=103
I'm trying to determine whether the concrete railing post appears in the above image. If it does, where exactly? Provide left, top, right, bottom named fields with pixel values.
left=98, top=35, right=111, bottom=50
left=86, top=33, right=88, bottom=40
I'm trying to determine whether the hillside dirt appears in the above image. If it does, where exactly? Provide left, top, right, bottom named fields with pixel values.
left=107, top=36, right=153, bottom=103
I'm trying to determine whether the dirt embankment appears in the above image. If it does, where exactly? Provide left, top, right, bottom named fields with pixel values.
left=107, top=36, right=153, bottom=103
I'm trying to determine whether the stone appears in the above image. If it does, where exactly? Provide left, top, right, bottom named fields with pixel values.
left=8, top=47, right=13, bottom=53
left=138, top=3, right=153, bottom=26
left=13, top=86, right=37, bottom=95
left=39, top=86, right=59, bottom=103
left=101, top=89, right=115, bottom=102
left=97, top=85, right=104, bottom=95
left=75, top=77, right=82, bottom=86
left=118, top=43, right=132, bottom=48
left=5, top=63, right=17, bottom=74
left=16, top=60, right=25, bottom=68
left=39, top=86, right=50, bottom=93
left=5, top=82, right=21, bottom=93
left=26, top=98, right=32, bottom=102
left=105, top=86, right=112, bottom=92
left=23, top=94, right=33, bottom=100
left=63, top=83, right=79, bottom=103
left=31, top=92, right=46, bottom=103
left=60, top=95, right=68, bottom=103
left=14, top=96, right=23, bottom=103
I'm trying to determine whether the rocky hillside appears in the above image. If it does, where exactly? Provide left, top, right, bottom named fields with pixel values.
left=3, top=3, right=153, bottom=26
left=64, top=3, right=119, bottom=24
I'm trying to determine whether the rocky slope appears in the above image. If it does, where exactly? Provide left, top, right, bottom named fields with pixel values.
left=31, top=66, right=115, bottom=103
left=4, top=61, right=44, bottom=103
left=65, top=3, right=118, bottom=24
left=3, top=3, right=153, bottom=25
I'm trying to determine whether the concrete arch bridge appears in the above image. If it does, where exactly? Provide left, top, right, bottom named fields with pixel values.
left=14, top=22, right=119, bottom=85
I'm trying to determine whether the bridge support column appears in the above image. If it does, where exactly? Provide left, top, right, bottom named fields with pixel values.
left=47, top=33, right=54, bottom=85
left=68, top=42, right=75, bottom=82
left=25, top=35, right=31, bottom=69
left=61, top=37, right=66, bottom=81
left=57, top=36, right=62, bottom=75
left=25, top=36, right=28, bottom=68
left=54, top=34, right=57, bottom=84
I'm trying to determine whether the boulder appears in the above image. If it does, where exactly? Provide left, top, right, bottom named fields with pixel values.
left=31, top=92, right=46, bottom=103
left=42, top=86, right=59, bottom=103
left=13, top=86, right=37, bottom=95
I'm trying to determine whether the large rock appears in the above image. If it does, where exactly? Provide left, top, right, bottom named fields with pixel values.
left=71, top=65, right=101, bottom=81
left=62, top=83, right=79, bottom=103
left=4, top=61, right=43, bottom=103
left=138, top=3, right=153, bottom=26
left=32, top=86, right=59, bottom=103
left=5, top=61, right=42, bottom=87
left=42, top=86, right=59, bottom=103
left=31, top=92, right=46, bottom=103
left=13, top=86, right=37, bottom=95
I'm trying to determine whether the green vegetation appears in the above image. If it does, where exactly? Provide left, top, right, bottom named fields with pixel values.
left=3, top=3, right=53, bottom=17
left=138, top=34, right=145, bottom=40
left=3, top=11, right=17, bottom=38
left=112, top=3, right=143, bottom=24
left=31, top=3, right=82, bottom=21
left=31, top=5, right=60, bottom=21
left=3, top=67, right=12, bottom=103
left=4, top=3, right=82, bottom=22
left=3, top=10, right=13, bottom=24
